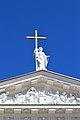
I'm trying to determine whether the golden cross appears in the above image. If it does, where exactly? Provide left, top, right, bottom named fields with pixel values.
left=26, top=30, right=46, bottom=71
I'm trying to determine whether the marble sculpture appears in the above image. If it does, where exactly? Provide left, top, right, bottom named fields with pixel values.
left=0, top=87, right=80, bottom=104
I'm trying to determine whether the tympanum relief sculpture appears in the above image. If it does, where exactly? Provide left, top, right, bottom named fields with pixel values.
left=0, top=87, right=80, bottom=104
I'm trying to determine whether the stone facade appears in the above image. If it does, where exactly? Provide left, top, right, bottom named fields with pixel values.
left=0, top=106, right=80, bottom=120
left=0, top=70, right=80, bottom=119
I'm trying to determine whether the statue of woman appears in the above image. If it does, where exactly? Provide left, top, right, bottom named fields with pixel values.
left=34, top=47, right=49, bottom=70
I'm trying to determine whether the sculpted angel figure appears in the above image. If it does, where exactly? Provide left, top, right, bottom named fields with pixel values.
left=34, top=47, right=49, bottom=70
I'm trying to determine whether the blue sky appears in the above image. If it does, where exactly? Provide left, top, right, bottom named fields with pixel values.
left=0, top=0, right=80, bottom=80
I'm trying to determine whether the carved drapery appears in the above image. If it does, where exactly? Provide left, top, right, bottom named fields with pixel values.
left=0, top=87, right=80, bottom=104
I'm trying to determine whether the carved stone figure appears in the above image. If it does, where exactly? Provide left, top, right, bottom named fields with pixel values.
left=66, top=94, right=76, bottom=104
left=4, top=97, right=14, bottom=104
left=14, top=94, right=25, bottom=104
left=0, top=87, right=80, bottom=104
left=34, top=47, right=49, bottom=70
left=25, top=87, right=38, bottom=104
left=0, top=91, right=9, bottom=103
left=38, top=91, right=48, bottom=104
left=53, top=91, right=61, bottom=104
left=60, top=92, right=67, bottom=103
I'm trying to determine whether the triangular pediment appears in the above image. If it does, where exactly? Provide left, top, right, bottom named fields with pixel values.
left=0, top=70, right=80, bottom=104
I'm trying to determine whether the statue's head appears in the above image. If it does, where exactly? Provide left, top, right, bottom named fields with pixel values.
left=56, top=91, right=59, bottom=95
left=6, top=91, right=9, bottom=95
left=39, top=47, right=43, bottom=52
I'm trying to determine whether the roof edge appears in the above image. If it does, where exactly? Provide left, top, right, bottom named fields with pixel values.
left=0, top=70, right=80, bottom=83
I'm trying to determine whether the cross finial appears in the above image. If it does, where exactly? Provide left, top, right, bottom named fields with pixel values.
left=26, top=30, right=46, bottom=49
left=26, top=30, right=47, bottom=71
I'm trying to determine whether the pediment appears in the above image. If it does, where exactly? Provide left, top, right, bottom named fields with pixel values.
left=0, top=70, right=80, bottom=104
